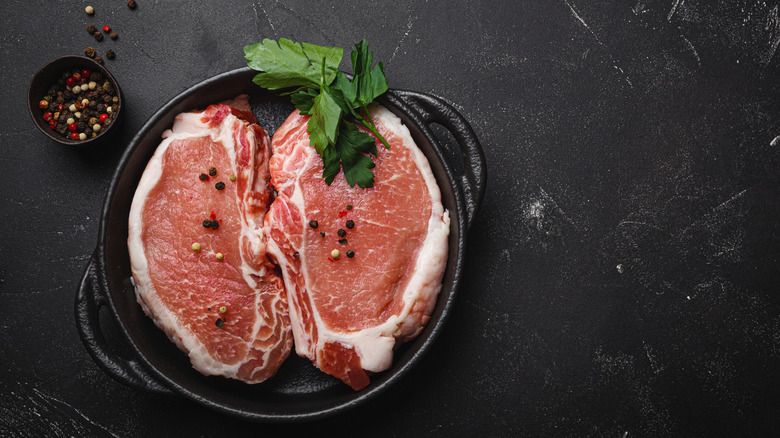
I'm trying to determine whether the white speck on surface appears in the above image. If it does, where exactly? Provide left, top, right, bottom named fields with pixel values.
left=667, top=0, right=683, bottom=22
left=616, top=264, right=624, bottom=274
left=771, top=135, right=780, bottom=146
left=562, top=0, right=634, bottom=87
left=632, top=0, right=646, bottom=15
left=390, top=0, right=429, bottom=63
left=764, top=5, right=780, bottom=65
left=681, top=35, right=701, bottom=65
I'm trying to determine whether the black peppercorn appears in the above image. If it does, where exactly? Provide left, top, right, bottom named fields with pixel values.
left=309, top=220, right=318, bottom=229
left=203, top=219, right=212, bottom=228
left=87, top=24, right=97, bottom=34
left=127, top=0, right=137, bottom=9
left=319, top=232, right=325, bottom=237
left=211, top=221, right=219, bottom=229
left=346, top=250, right=355, bottom=258
left=199, top=173, right=208, bottom=181
left=109, top=32, right=118, bottom=40
left=345, top=220, right=354, bottom=229
left=93, top=31, right=103, bottom=41
left=94, top=56, right=104, bottom=65
left=106, top=49, right=115, bottom=59
left=215, top=182, right=225, bottom=190
left=337, top=229, right=346, bottom=237
left=338, top=239, right=348, bottom=245
left=77, top=122, right=87, bottom=131
left=208, top=167, right=217, bottom=176
left=84, top=47, right=96, bottom=58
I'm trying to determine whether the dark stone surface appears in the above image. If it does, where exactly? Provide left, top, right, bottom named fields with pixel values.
left=1, top=0, right=779, bottom=436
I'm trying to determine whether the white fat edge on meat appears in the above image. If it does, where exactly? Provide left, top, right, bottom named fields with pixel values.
left=282, top=105, right=450, bottom=373
left=128, top=108, right=273, bottom=381
left=263, top=142, right=316, bottom=359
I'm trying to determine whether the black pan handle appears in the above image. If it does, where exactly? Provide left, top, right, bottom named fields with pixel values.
left=389, top=90, right=486, bottom=229
left=75, top=251, right=173, bottom=395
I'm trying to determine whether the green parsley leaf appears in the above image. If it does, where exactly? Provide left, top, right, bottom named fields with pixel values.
left=290, top=89, right=317, bottom=115
left=307, top=86, right=342, bottom=153
left=334, top=122, right=377, bottom=188
left=244, top=38, right=342, bottom=90
left=245, top=38, right=390, bottom=188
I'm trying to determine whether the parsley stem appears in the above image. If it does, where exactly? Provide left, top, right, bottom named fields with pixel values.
left=350, top=105, right=390, bottom=150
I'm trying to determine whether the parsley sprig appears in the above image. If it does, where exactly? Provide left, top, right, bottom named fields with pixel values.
left=244, top=38, right=390, bottom=188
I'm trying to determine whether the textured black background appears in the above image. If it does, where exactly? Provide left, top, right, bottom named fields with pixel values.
left=2, top=0, right=780, bottom=436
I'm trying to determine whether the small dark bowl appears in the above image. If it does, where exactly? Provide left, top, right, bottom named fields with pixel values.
left=28, top=55, right=123, bottom=147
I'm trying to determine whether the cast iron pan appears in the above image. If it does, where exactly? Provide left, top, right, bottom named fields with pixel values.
left=75, top=67, right=486, bottom=422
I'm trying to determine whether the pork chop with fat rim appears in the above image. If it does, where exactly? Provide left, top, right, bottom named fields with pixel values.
left=128, top=96, right=292, bottom=383
left=264, top=104, right=450, bottom=390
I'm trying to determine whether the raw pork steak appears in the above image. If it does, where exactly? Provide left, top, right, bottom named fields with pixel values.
left=264, top=104, right=450, bottom=390
left=128, top=97, right=292, bottom=383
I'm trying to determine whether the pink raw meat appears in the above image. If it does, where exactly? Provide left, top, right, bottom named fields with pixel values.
left=264, top=104, right=450, bottom=390
left=128, top=97, right=292, bottom=383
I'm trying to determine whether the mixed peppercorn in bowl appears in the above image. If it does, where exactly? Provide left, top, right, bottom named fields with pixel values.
left=28, top=55, right=123, bottom=146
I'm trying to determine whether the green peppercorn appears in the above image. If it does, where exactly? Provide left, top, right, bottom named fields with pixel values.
left=309, top=220, right=318, bottom=229
left=191, top=243, right=201, bottom=251
left=346, top=250, right=355, bottom=258
left=219, top=306, right=227, bottom=314
left=229, top=174, right=236, bottom=181
left=216, top=252, right=224, bottom=260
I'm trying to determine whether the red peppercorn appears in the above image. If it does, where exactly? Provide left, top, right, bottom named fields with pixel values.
left=58, top=103, right=63, bottom=111
left=68, top=123, right=78, bottom=132
left=99, top=113, right=108, bottom=123
left=81, top=69, right=91, bottom=78
left=71, top=132, right=79, bottom=140
left=43, top=112, right=53, bottom=121
left=49, top=120, right=57, bottom=129
left=103, top=25, right=111, bottom=32
left=66, top=77, right=76, bottom=87
left=38, top=100, right=48, bottom=109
